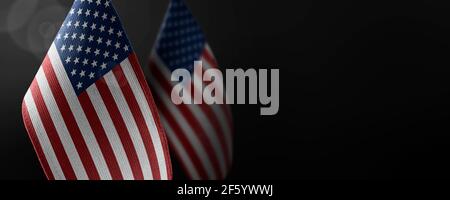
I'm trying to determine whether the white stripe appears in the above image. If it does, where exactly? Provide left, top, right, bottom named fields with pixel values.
left=153, top=54, right=227, bottom=176
left=192, top=71, right=227, bottom=176
left=202, top=55, right=232, bottom=113
left=199, top=49, right=233, bottom=161
left=201, top=49, right=233, bottom=116
left=208, top=104, right=232, bottom=162
left=86, top=85, right=135, bottom=180
left=201, top=59, right=225, bottom=93
left=48, top=44, right=111, bottom=180
left=149, top=73, right=217, bottom=179
left=103, top=71, right=154, bottom=180
left=35, top=68, right=88, bottom=180
left=120, top=59, right=168, bottom=180
left=159, top=114, right=200, bottom=180
left=201, top=59, right=233, bottom=161
left=24, top=91, right=65, bottom=180
left=204, top=44, right=216, bottom=61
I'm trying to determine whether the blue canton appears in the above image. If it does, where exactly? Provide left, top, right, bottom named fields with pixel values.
left=155, top=0, right=206, bottom=73
left=55, top=0, right=133, bottom=95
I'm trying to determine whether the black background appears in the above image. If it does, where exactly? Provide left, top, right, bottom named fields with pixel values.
left=2, top=0, right=450, bottom=179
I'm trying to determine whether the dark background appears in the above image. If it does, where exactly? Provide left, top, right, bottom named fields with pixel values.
left=2, top=0, right=450, bottom=179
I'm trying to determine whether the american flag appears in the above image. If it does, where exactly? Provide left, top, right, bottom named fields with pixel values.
left=21, top=0, right=172, bottom=180
left=148, top=0, right=234, bottom=180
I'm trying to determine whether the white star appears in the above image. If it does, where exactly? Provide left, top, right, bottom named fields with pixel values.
left=87, top=0, right=93, bottom=4
left=117, top=31, right=123, bottom=37
left=79, top=34, right=85, bottom=41
left=83, top=59, right=89, bottom=66
left=108, top=27, right=114, bottom=35
left=94, top=49, right=100, bottom=56
left=100, top=63, right=107, bottom=70
left=56, top=34, right=61, bottom=40
left=66, top=21, right=72, bottom=27
left=96, top=0, right=101, bottom=6
left=115, top=42, right=121, bottom=49
left=74, top=21, right=80, bottom=28
left=85, top=9, right=91, bottom=17
left=80, top=71, right=86, bottom=78
left=123, top=45, right=129, bottom=52
left=65, top=57, right=71, bottom=63
left=85, top=47, right=91, bottom=54
left=71, top=33, right=77, bottom=40
left=110, top=16, right=116, bottom=23
left=68, top=45, right=74, bottom=51
left=112, top=54, right=118, bottom=61
left=60, top=45, right=66, bottom=51
left=102, top=13, right=108, bottom=20
left=76, top=82, right=83, bottom=90
left=90, top=23, right=97, bottom=30
left=77, top=8, right=83, bottom=15
left=74, top=57, right=80, bottom=64
left=105, top=1, right=110, bottom=7
left=106, top=40, right=112, bottom=46
left=76, top=45, right=83, bottom=52
left=71, top=69, right=77, bottom=76
left=97, top=37, right=103, bottom=44
left=82, top=22, right=88, bottom=29
left=103, top=51, right=110, bottom=58
left=64, top=33, right=69, bottom=40
left=91, top=61, right=98, bottom=67
left=100, top=25, right=105, bottom=32
left=70, top=8, right=75, bottom=15
left=88, top=35, right=94, bottom=42
left=89, top=72, right=95, bottom=79
left=93, top=11, right=99, bottom=18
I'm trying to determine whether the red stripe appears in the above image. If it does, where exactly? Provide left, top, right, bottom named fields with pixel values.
left=30, top=80, right=77, bottom=180
left=150, top=60, right=223, bottom=179
left=201, top=49, right=218, bottom=68
left=163, top=135, right=194, bottom=179
left=78, top=92, right=124, bottom=180
left=112, top=65, right=161, bottom=179
left=150, top=84, right=209, bottom=180
left=201, top=50, right=233, bottom=117
left=128, top=54, right=173, bottom=179
left=201, top=50, right=234, bottom=134
left=22, top=101, right=55, bottom=180
left=95, top=76, right=144, bottom=180
left=193, top=94, right=231, bottom=168
left=42, top=56, right=100, bottom=180
left=193, top=65, right=232, bottom=168
left=202, top=49, right=234, bottom=169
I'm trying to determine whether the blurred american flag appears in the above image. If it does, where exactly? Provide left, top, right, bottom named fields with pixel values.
left=148, top=0, right=234, bottom=180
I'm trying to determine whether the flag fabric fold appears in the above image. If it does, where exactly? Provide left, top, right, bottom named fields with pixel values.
left=22, top=0, right=172, bottom=180
left=148, top=0, right=234, bottom=180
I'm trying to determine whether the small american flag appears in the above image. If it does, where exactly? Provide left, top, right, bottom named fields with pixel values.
left=148, top=0, right=234, bottom=180
left=22, top=0, right=172, bottom=180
